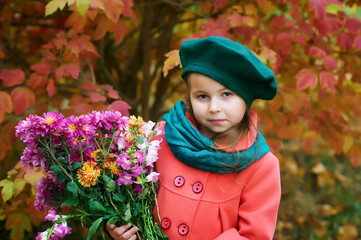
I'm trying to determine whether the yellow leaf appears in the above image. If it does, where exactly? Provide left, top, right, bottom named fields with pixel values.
left=162, top=50, right=181, bottom=77
left=342, top=134, right=354, bottom=153
left=261, top=1, right=277, bottom=14
left=0, top=179, right=13, bottom=203
left=13, top=179, right=26, bottom=197
left=76, top=0, right=91, bottom=16
left=45, top=0, right=67, bottom=16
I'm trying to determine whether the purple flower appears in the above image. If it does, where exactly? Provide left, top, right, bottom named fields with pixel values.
left=130, top=164, right=143, bottom=177
left=133, top=150, right=145, bottom=164
left=20, top=146, right=45, bottom=168
left=15, top=114, right=41, bottom=145
left=117, top=153, right=132, bottom=170
left=53, top=222, right=72, bottom=238
left=40, top=111, right=65, bottom=135
left=35, top=172, right=65, bottom=211
left=44, top=209, right=57, bottom=222
left=117, top=172, right=133, bottom=185
left=78, top=114, right=96, bottom=138
left=133, top=185, right=143, bottom=195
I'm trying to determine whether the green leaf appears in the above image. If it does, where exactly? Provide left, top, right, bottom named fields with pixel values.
left=61, top=196, right=79, bottom=207
left=106, top=180, right=116, bottom=192
left=0, top=179, right=13, bottom=203
left=133, top=202, right=142, bottom=217
left=50, top=165, right=62, bottom=175
left=45, top=0, right=67, bottom=16
left=5, top=212, right=31, bottom=240
left=76, top=0, right=90, bottom=16
left=107, top=216, right=121, bottom=225
left=13, top=179, right=25, bottom=197
left=124, top=204, right=131, bottom=221
left=89, top=200, right=108, bottom=214
left=67, top=181, right=79, bottom=197
left=112, top=193, right=125, bottom=202
left=87, top=217, right=104, bottom=240
left=57, top=174, right=67, bottom=183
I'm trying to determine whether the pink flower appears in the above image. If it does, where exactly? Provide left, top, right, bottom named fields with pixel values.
left=44, top=209, right=57, bottom=222
left=117, top=153, right=132, bottom=170
left=117, top=172, right=133, bottom=185
left=146, top=172, right=160, bottom=182
left=20, top=146, right=45, bottom=168
left=53, top=222, right=72, bottom=238
left=130, top=164, right=143, bottom=177
left=40, top=111, right=64, bottom=134
left=142, top=120, right=156, bottom=137
left=102, top=111, right=129, bottom=131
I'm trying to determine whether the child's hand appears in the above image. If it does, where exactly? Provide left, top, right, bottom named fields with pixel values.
left=106, top=223, right=139, bottom=240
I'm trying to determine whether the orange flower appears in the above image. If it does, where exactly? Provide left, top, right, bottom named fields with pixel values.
left=77, top=162, right=101, bottom=187
left=126, top=116, right=146, bottom=141
left=103, top=155, right=122, bottom=175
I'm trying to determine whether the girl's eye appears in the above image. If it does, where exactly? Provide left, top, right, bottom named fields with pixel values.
left=197, top=94, right=208, bottom=100
left=223, top=92, right=233, bottom=97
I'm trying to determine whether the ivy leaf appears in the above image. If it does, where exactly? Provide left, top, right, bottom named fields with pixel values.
left=0, top=179, right=13, bottom=203
left=10, top=87, right=35, bottom=115
left=296, top=68, right=318, bottom=91
left=0, top=69, right=25, bottom=87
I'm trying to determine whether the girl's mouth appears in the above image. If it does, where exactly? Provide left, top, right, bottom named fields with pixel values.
left=209, top=119, right=225, bottom=124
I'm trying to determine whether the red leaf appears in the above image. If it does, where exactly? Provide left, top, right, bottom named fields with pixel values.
left=46, top=78, right=56, bottom=97
left=111, top=19, right=128, bottom=44
left=102, top=84, right=120, bottom=99
left=354, top=36, right=361, bottom=51
left=0, top=91, right=12, bottom=123
left=27, top=73, right=47, bottom=93
left=213, top=0, right=228, bottom=10
left=309, top=0, right=326, bottom=20
left=10, top=87, right=35, bottom=115
left=121, top=0, right=137, bottom=26
left=323, top=56, right=338, bottom=70
left=0, top=69, right=25, bottom=87
left=320, top=71, right=337, bottom=94
left=296, top=68, right=318, bottom=91
left=345, top=17, right=361, bottom=34
left=67, top=35, right=99, bottom=57
left=89, top=92, right=106, bottom=102
left=337, top=33, right=353, bottom=50
left=55, top=64, right=80, bottom=80
left=31, top=63, right=51, bottom=76
left=103, top=0, right=122, bottom=23
left=309, top=46, right=326, bottom=58
left=108, top=100, right=131, bottom=116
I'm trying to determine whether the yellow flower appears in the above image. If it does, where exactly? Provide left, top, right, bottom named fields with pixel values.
left=91, top=149, right=102, bottom=160
left=77, top=162, right=101, bottom=187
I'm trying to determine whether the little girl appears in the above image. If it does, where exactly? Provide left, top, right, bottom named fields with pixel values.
left=106, top=36, right=281, bottom=240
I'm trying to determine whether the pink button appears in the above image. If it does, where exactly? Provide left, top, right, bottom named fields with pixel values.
left=192, top=181, right=203, bottom=193
left=161, top=217, right=171, bottom=229
left=178, top=223, right=189, bottom=236
left=174, top=176, right=185, bottom=187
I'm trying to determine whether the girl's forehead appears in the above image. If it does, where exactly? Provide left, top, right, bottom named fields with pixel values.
left=188, top=73, right=228, bottom=91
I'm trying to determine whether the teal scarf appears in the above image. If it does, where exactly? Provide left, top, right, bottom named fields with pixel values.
left=162, top=100, right=270, bottom=174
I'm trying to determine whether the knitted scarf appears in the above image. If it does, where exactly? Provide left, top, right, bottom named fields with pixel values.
left=162, top=100, right=270, bottom=174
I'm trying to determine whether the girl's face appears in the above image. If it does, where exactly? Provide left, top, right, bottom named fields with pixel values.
left=188, top=73, right=247, bottom=139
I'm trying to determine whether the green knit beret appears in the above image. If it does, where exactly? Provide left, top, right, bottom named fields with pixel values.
left=179, top=36, right=277, bottom=107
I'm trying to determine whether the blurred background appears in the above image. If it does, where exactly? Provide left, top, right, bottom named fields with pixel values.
left=0, top=0, right=361, bottom=239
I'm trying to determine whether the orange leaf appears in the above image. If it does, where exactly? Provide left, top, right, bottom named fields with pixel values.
left=296, top=68, right=318, bottom=91
left=46, top=78, right=56, bottom=97
left=108, top=100, right=131, bottom=116
left=320, top=71, right=337, bottom=94
left=0, top=69, right=25, bottom=87
left=121, top=0, right=137, bottom=26
left=0, top=48, right=4, bottom=59
left=10, top=87, right=36, bottom=115
left=162, top=50, right=181, bottom=77
left=301, top=131, right=317, bottom=153
left=55, top=63, right=80, bottom=80
left=93, top=15, right=111, bottom=40
left=27, top=73, right=47, bottom=93
left=67, top=35, right=99, bottom=57
left=103, top=0, right=122, bottom=23
left=348, top=145, right=361, bottom=168
left=0, top=91, right=12, bottom=123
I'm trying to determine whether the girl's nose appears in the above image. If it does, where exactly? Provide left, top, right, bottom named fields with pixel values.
left=209, top=99, right=221, bottom=113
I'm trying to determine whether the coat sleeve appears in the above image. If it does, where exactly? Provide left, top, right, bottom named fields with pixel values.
left=214, top=152, right=281, bottom=240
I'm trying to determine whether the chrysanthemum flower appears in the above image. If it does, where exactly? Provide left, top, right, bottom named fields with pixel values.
left=103, top=155, right=122, bottom=175
left=41, top=111, right=64, bottom=134
left=102, top=111, right=129, bottom=131
left=126, top=116, right=146, bottom=141
left=77, top=162, right=101, bottom=187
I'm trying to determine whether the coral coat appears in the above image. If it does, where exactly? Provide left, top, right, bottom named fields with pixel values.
left=154, top=114, right=281, bottom=240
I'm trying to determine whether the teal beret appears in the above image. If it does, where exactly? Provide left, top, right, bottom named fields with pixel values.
left=179, top=36, right=277, bottom=107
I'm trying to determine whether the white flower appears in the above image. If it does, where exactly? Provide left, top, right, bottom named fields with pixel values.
left=146, top=172, right=160, bottom=182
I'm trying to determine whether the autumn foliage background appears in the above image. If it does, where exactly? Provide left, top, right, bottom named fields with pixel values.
left=1, top=0, right=361, bottom=239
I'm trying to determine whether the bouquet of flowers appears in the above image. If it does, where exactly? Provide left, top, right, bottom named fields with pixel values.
left=15, top=111, right=167, bottom=240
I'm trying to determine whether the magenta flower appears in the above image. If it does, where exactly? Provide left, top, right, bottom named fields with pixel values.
left=20, top=146, right=45, bottom=168
left=53, top=222, right=72, bottom=238
left=130, top=164, right=143, bottom=177
left=117, top=172, right=133, bottom=185
left=44, top=209, right=57, bottom=222
left=117, top=153, right=132, bottom=170
left=133, top=150, right=145, bottom=164
left=40, top=111, right=65, bottom=134
left=102, top=111, right=129, bottom=131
